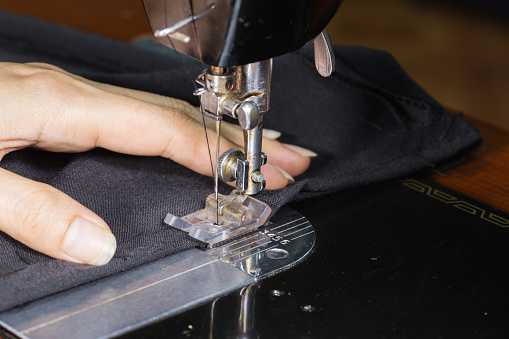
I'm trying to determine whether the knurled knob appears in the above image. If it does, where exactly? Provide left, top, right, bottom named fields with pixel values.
left=218, top=149, right=243, bottom=182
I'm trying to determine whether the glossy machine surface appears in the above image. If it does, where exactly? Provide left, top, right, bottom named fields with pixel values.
left=0, top=209, right=315, bottom=338
left=142, top=0, right=342, bottom=66
left=123, top=178, right=509, bottom=338
left=2, top=178, right=508, bottom=338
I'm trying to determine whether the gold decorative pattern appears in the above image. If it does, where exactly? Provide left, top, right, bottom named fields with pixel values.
left=400, top=179, right=509, bottom=228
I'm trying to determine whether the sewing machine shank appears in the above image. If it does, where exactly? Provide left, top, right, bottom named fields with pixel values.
left=142, top=0, right=340, bottom=244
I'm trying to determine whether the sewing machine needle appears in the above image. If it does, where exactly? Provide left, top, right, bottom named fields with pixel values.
left=215, top=120, right=221, bottom=225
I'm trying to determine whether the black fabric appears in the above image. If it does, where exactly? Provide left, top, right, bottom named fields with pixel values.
left=0, top=11, right=481, bottom=313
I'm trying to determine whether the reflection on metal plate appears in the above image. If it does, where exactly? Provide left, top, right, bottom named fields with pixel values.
left=205, top=208, right=315, bottom=278
left=0, top=208, right=314, bottom=338
left=0, top=249, right=254, bottom=339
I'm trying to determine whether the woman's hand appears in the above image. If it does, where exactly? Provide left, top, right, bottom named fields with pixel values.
left=0, top=62, right=314, bottom=266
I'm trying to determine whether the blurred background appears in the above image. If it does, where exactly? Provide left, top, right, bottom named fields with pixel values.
left=0, top=0, right=508, bottom=131
left=328, top=0, right=509, bottom=132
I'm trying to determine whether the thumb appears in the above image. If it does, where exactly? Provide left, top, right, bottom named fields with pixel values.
left=0, top=168, right=116, bottom=266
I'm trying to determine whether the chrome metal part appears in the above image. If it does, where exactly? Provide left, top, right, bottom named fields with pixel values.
left=236, top=60, right=272, bottom=113
left=217, top=148, right=254, bottom=193
left=153, top=3, right=215, bottom=38
left=204, top=68, right=235, bottom=94
left=220, top=96, right=242, bottom=118
left=236, top=158, right=250, bottom=192
left=238, top=284, right=257, bottom=334
left=218, top=149, right=243, bottom=182
left=260, top=152, right=267, bottom=165
left=0, top=208, right=315, bottom=338
left=205, top=208, right=316, bottom=278
left=237, top=101, right=260, bottom=131
left=251, top=171, right=264, bottom=183
left=313, top=28, right=336, bottom=77
left=164, top=193, right=271, bottom=245
left=243, top=116, right=265, bottom=195
left=214, top=120, right=221, bottom=224
left=196, top=59, right=271, bottom=196
left=0, top=249, right=254, bottom=339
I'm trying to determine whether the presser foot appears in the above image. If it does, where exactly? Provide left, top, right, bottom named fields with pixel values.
left=164, top=193, right=271, bottom=246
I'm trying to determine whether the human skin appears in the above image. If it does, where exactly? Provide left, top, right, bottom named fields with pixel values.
left=0, top=62, right=313, bottom=266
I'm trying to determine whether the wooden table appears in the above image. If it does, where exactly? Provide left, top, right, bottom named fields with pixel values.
left=1, top=0, right=507, bottom=212
left=430, top=118, right=509, bottom=212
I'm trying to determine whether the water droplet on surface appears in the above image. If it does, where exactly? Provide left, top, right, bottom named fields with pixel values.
left=300, top=305, right=316, bottom=313
left=270, top=289, right=285, bottom=297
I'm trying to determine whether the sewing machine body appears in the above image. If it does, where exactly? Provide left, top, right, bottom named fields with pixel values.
left=0, top=2, right=507, bottom=337
left=142, top=0, right=342, bottom=66
left=0, top=208, right=315, bottom=338
left=2, top=178, right=508, bottom=338
left=142, top=0, right=340, bottom=243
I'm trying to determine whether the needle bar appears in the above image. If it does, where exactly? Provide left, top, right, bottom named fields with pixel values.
left=215, top=120, right=221, bottom=225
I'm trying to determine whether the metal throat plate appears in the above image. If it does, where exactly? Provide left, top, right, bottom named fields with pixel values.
left=0, top=207, right=314, bottom=339
left=206, top=208, right=315, bottom=278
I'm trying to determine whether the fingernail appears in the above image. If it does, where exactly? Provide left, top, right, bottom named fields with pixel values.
left=283, top=144, right=318, bottom=157
left=272, top=164, right=295, bottom=185
left=63, top=218, right=117, bottom=266
left=263, top=128, right=282, bottom=140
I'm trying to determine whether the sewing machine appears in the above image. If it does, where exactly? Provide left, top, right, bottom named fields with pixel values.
left=0, top=3, right=343, bottom=338
left=2, top=2, right=509, bottom=338
left=142, top=0, right=342, bottom=245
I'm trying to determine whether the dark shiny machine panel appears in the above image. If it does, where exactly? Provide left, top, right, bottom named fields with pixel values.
left=142, top=0, right=342, bottom=66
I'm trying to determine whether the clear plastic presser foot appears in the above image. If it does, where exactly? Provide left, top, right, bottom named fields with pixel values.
left=164, top=192, right=271, bottom=246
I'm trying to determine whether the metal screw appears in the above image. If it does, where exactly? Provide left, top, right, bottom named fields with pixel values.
left=249, top=267, right=261, bottom=275
left=260, top=153, right=267, bottom=166
left=251, top=171, right=265, bottom=183
left=225, top=79, right=235, bottom=91
left=236, top=101, right=259, bottom=130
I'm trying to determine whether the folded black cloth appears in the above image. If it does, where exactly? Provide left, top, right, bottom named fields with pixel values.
left=0, top=11, right=481, bottom=313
